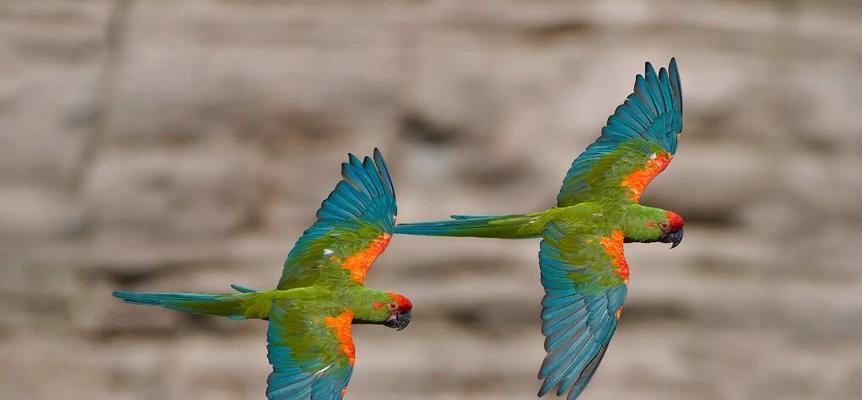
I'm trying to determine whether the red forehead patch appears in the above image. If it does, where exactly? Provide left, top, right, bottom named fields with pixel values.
left=387, top=292, right=412, bottom=312
left=666, top=211, right=684, bottom=230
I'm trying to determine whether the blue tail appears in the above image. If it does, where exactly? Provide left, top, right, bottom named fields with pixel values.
left=394, top=213, right=544, bottom=239
left=229, top=284, right=257, bottom=293
left=112, top=291, right=246, bottom=319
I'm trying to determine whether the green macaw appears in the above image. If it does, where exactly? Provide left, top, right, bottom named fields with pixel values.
left=113, top=149, right=412, bottom=400
left=395, top=59, right=685, bottom=399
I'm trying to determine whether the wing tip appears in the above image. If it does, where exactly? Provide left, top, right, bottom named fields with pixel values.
left=644, top=60, right=657, bottom=77
left=326, top=149, right=397, bottom=215
left=646, top=57, right=678, bottom=76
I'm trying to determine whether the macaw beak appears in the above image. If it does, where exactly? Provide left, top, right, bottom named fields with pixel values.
left=659, top=228, right=684, bottom=249
left=384, top=311, right=412, bottom=331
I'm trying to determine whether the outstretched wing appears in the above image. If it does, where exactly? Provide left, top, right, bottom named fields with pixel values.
left=537, top=219, right=628, bottom=400
left=266, top=299, right=355, bottom=400
left=557, top=58, right=683, bottom=206
left=278, top=149, right=397, bottom=289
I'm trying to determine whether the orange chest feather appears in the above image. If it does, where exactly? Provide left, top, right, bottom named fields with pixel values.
left=324, top=311, right=355, bottom=365
left=621, top=152, right=672, bottom=201
left=600, top=230, right=629, bottom=284
left=340, top=234, right=391, bottom=283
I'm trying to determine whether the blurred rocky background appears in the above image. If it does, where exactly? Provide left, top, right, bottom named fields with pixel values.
left=2, top=0, right=861, bottom=399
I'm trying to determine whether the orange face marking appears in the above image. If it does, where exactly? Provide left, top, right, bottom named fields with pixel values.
left=340, top=233, right=392, bottom=283
left=621, top=152, right=673, bottom=201
left=600, top=230, right=629, bottom=284
left=324, top=310, right=356, bottom=365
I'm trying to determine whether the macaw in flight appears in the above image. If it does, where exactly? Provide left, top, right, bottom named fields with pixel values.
left=114, top=149, right=411, bottom=400
left=395, top=59, right=684, bottom=399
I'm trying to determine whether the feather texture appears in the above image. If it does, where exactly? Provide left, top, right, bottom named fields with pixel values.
left=113, top=150, right=406, bottom=400
left=537, top=220, right=628, bottom=400
left=279, top=148, right=397, bottom=288
left=266, top=299, right=354, bottom=400
left=557, top=58, right=683, bottom=205
left=392, top=59, right=684, bottom=400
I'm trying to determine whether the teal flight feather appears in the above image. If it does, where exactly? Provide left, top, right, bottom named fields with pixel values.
left=395, top=59, right=686, bottom=399
left=113, top=149, right=412, bottom=400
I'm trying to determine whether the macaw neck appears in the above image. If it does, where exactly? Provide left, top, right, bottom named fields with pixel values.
left=620, top=204, right=668, bottom=243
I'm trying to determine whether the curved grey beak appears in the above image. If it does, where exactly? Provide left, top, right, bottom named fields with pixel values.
left=660, top=228, right=684, bottom=249
left=384, top=311, right=411, bottom=331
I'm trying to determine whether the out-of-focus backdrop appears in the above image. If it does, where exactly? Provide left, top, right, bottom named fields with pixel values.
left=2, top=1, right=861, bottom=399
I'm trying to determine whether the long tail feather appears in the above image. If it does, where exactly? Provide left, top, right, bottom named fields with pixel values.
left=230, top=284, right=257, bottom=293
left=113, top=291, right=246, bottom=319
left=394, top=213, right=544, bottom=239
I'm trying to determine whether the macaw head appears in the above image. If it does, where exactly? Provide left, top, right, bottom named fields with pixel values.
left=381, top=291, right=413, bottom=331
left=657, top=211, right=685, bottom=249
left=623, top=208, right=685, bottom=248
left=355, top=290, right=413, bottom=331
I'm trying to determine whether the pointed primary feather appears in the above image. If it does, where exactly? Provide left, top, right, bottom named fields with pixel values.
left=278, top=149, right=397, bottom=289
left=536, top=219, right=629, bottom=400
left=557, top=58, right=683, bottom=206
left=266, top=299, right=354, bottom=400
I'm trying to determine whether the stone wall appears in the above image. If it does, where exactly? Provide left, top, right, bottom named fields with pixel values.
left=2, top=1, right=861, bottom=399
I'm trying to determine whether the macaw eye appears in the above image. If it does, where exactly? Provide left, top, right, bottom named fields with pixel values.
left=659, top=223, right=669, bottom=230
left=387, top=303, right=398, bottom=311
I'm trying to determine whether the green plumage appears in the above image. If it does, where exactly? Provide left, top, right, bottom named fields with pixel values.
left=396, top=203, right=671, bottom=243
left=112, top=149, right=410, bottom=400
left=113, top=286, right=395, bottom=320
left=395, top=59, right=685, bottom=400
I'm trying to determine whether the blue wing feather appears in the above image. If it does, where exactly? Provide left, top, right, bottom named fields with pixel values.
left=557, top=58, right=683, bottom=206
left=536, top=222, right=628, bottom=399
left=278, top=149, right=397, bottom=289
left=266, top=301, right=353, bottom=400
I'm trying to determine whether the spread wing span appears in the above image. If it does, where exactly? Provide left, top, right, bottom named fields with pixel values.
left=278, top=149, right=397, bottom=289
left=558, top=58, right=683, bottom=206
left=537, top=220, right=629, bottom=399
left=266, top=299, right=355, bottom=400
